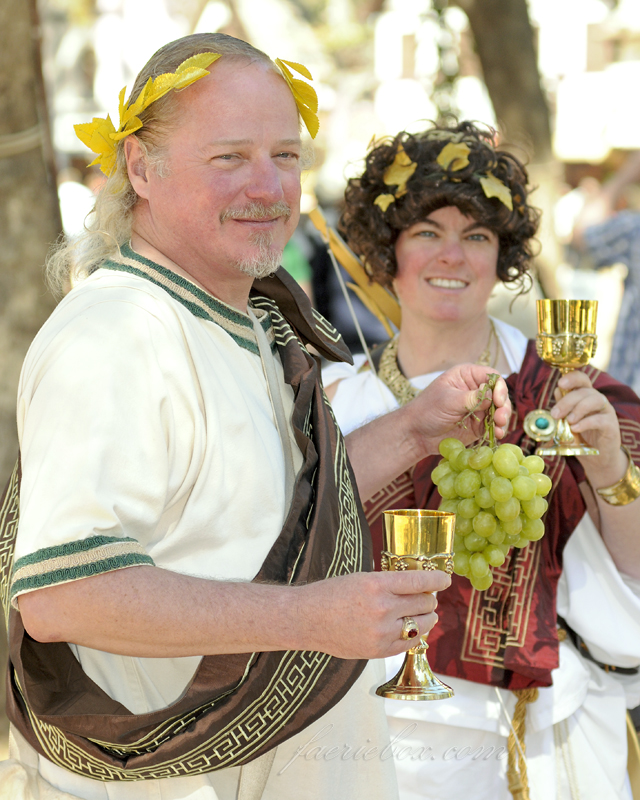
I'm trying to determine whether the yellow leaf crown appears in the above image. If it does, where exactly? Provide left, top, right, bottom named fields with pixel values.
left=373, top=144, right=418, bottom=212
left=274, top=59, right=319, bottom=140
left=75, top=53, right=319, bottom=177
left=374, top=134, right=515, bottom=214
left=74, top=53, right=222, bottom=176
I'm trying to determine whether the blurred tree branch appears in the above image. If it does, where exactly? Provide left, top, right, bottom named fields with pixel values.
left=0, top=0, right=61, bottom=756
left=454, top=0, right=560, bottom=296
left=455, top=0, right=552, bottom=161
left=0, top=0, right=59, bottom=484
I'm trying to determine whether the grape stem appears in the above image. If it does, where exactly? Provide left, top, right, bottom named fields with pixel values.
left=457, top=373, right=500, bottom=450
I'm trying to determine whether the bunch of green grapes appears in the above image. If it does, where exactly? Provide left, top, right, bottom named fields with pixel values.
left=433, top=438, right=551, bottom=591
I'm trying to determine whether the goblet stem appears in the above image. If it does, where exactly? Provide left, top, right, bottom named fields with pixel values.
left=407, top=638, right=428, bottom=655
left=376, top=636, right=453, bottom=700
left=375, top=576, right=449, bottom=699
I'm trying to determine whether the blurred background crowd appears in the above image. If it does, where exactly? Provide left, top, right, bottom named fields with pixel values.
left=3, top=0, right=640, bottom=756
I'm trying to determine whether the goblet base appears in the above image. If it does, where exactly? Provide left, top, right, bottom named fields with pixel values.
left=535, top=443, right=599, bottom=457
left=375, top=648, right=454, bottom=701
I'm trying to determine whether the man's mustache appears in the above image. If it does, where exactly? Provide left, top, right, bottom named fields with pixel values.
left=220, top=201, right=292, bottom=224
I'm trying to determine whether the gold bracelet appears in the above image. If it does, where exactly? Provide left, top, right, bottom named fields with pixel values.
left=595, top=446, right=640, bottom=506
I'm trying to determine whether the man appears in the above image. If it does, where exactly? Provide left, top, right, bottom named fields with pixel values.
left=0, top=34, right=509, bottom=800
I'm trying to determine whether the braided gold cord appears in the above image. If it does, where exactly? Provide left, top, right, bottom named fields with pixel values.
left=506, top=688, right=539, bottom=800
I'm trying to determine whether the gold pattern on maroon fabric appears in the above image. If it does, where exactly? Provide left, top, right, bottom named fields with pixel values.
left=461, top=541, right=542, bottom=665
left=460, top=377, right=568, bottom=668
left=620, top=418, right=640, bottom=465
left=364, top=471, right=414, bottom=526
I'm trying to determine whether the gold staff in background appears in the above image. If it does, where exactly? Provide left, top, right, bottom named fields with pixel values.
left=308, top=206, right=401, bottom=338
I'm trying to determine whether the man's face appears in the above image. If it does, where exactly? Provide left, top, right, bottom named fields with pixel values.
left=133, top=58, right=302, bottom=288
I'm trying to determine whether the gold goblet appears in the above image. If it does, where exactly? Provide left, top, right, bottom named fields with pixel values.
left=535, top=299, right=599, bottom=457
left=376, top=509, right=455, bottom=701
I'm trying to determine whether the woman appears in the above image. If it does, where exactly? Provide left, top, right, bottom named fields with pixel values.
left=323, top=122, right=640, bottom=800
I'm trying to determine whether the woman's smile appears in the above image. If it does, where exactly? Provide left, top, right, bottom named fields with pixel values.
left=426, top=277, right=469, bottom=289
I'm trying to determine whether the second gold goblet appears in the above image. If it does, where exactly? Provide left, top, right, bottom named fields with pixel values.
left=376, top=509, right=455, bottom=701
left=535, top=299, right=599, bottom=457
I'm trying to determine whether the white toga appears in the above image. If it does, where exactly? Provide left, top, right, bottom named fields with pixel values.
left=2, top=265, right=398, bottom=800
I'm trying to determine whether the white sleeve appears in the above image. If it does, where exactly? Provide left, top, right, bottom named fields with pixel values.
left=321, top=353, right=367, bottom=387
left=557, top=513, right=640, bottom=670
left=11, top=293, right=200, bottom=608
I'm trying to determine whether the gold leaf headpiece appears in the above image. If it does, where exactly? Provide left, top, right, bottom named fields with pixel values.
left=374, top=138, right=515, bottom=214
left=74, top=53, right=222, bottom=176
left=479, top=173, right=513, bottom=210
left=435, top=140, right=513, bottom=210
left=75, top=53, right=320, bottom=177
left=274, top=59, right=319, bottom=139
left=374, top=144, right=418, bottom=212
left=436, top=142, right=470, bottom=171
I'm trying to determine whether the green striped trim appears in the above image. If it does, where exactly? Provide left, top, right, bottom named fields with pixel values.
left=102, top=244, right=275, bottom=356
left=10, top=535, right=154, bottom=606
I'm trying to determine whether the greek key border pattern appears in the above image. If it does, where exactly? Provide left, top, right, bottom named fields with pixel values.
left=17, top=648, right=332, bottom=780
left=251, top=295, right=300, bottom=350
left=363, top=473, right=414, bottom=527
left=17, top=399, right=364, bottom=779
left=460, top=440, right=566, bottom=666
left=311, top=308, right=342, bottom=344
left=0, top=461, right=20, bottom=626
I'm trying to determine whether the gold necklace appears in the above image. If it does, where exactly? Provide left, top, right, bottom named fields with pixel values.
left=477, top=319, right=497, bottom=367
left=377, top=338, right=420, bottom=406
left=376, top=320, right=500, bottom=407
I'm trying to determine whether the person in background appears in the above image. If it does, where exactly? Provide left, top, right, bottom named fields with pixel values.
left=573, top=149, right=640, bottom=396
left=324, top=121, right=640, bottom=800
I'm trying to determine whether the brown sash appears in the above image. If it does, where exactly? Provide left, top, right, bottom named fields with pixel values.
left=1, top=269, right=374, bottom=781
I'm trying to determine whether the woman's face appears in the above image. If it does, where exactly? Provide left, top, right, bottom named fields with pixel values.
left=393, top=205, right=499, bottom=326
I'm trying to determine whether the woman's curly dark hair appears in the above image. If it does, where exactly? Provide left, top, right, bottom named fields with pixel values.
left=339, top=121, right=540, bottom=290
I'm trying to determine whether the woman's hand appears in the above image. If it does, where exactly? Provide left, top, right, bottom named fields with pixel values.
left=552, top=370, right=627, bottom=487
left=409, top=363, right=511, bottom=451
left=344, top=364, right=510, bottom=502
left=552, top=370, right=640, bottom=580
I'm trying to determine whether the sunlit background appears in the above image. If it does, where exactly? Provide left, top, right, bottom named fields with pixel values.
left=42, top=0, right=640, bottom=353
left=46, top=0, right=640, bottom=187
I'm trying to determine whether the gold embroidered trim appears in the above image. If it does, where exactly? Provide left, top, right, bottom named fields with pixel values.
left=460, top=367, right=566, bottom=668
left=0, top=460, right=20, bottom=625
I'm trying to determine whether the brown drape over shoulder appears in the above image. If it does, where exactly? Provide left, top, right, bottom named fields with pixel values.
left=0, top=268, right=374, bottom=781
left=364, top=340, right=640, bottom=689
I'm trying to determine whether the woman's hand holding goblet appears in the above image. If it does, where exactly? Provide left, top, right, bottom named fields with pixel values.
left=552, top=370, right=627, bottom=488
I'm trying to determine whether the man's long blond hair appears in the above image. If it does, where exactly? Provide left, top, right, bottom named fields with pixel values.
left=46, top=34, right=275, bottom=297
